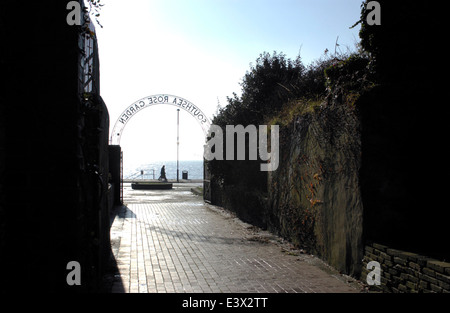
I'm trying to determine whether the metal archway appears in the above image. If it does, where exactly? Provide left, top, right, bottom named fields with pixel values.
left=109, top=94, right=211, bottom=145
left=108, top=94, right=213, bottom=204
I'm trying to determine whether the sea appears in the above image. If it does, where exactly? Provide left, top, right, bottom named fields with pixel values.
left=124, top=160, right=204, bottom=180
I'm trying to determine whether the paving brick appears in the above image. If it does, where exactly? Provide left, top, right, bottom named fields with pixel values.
left=107, top=183, right=362, bottom=293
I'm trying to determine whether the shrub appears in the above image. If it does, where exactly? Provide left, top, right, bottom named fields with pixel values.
left=324, top=54, right=371, bottom=96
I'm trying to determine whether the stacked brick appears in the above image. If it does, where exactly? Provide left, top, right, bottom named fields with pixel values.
left=362, top=243, right=450, bottom=293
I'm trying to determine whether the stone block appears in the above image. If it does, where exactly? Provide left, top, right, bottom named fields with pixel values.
left=405, top=281, right=416, bottom=289
left=407, top=274, right=419, bottom=283
left=392, top=275, right=403, bottom=285
left=373, top=243, right=388, bottom=252
left=435, top=272, right=450, bottom=285
left=418, top=280, right=429, bottom=290
left=394, top=256, right=407, bottom=266
left=365, top=252, right=379, bottom=262
left=430, top=283, right=442, bottom=293
left=438, top=280, right=450, bottom=291
left=388, top=268, right=398, bottom=276
left=416, top=255, right=432, bottom=267
left=398, top=284, right=407, bottom=292
left=400, top=273, right=409, bottom=281
left=427, top=260, right=450, bottom=274
left=380, top=262, right=389, bottom=271
left=365, top=246, right=374, bottom=254
left=380, top=252, right=392, bottom=261
left=422, top=267, right=436, bottom=277
left=387, top=248, right=404, bottom=257
left=404, top=266, right=418, bottom=277
left=409, top=262, right=421, bottom=271
left=384, top=259, right=393, bottom=267
left=401, top=252, right=420, bottom=262
left=421, top=274, right=438, bottom=285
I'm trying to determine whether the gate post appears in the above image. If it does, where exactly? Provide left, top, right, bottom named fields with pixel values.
left=108, top=145, right=123, bottom=205
left=203, top=158, right=212, bottom=203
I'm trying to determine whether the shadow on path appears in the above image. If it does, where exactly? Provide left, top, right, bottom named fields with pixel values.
left=100, top=204, right=135, bottom=293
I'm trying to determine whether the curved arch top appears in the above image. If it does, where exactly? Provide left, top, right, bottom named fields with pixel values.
left=109, top=94, right=211, bottom=145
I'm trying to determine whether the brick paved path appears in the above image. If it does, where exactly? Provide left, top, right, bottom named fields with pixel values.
left=107, top=183, right=361, bottom=293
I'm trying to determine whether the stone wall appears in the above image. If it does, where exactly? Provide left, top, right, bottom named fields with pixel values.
left=362, top=243, right=450, bottom=293
left=267, top=101, right=364, bottom=277
left=209, top=97, right=365, bottom=277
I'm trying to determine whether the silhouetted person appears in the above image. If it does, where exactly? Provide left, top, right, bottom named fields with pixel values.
left=159, top=165, right=167, bottom=182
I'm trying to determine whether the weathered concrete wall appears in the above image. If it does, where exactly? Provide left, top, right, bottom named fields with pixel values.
left=267, top=102, right=363, bottom=277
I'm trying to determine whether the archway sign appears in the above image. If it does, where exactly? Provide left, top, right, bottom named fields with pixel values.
left=109, top=94, right=211, bottom=145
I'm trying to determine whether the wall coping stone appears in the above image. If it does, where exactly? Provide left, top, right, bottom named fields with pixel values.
left=427, top=261, right=450, bottom=274
left=372, top=243, right=388, bottom=251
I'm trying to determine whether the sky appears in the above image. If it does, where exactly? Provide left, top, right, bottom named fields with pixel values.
left=94, top=0, right=362, bottom=173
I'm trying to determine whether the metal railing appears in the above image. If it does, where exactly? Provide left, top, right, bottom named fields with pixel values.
left=125, top=170, right=157, bottom=180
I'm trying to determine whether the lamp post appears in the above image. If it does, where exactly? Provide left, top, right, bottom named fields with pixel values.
left=177, top=109, right=180, bottom=183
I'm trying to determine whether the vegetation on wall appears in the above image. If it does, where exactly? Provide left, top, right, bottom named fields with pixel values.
left=208, top=0, right=449, bottom=269
left=208, top=41, right=371, bottom=232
